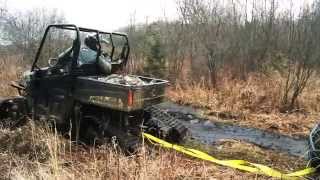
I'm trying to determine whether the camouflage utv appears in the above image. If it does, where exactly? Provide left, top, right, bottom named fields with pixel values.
left=0, top=24, right=187, bottom=152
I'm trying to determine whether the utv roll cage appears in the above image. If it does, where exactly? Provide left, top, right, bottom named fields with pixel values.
left=31, top=24, right=130, bottom=72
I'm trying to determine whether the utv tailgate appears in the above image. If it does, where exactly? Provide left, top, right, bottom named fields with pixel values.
left=74, top=75, right=168, bottom=112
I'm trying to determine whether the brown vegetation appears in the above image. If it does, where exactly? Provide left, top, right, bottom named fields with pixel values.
left=0, top=56, right=22, bottom=96
left=168, top=72, right=320, bottom=137
left=1, top=120, right=305, bottom=180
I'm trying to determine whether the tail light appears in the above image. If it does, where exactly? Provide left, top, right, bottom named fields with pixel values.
left=128, top=90, right=133, bottom=106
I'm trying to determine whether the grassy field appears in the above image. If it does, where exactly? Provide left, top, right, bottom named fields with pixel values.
left=0, top=57, right=315, bottom=179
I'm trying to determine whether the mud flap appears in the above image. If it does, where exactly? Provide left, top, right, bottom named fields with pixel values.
left=0, top=96, right=29, bottom=128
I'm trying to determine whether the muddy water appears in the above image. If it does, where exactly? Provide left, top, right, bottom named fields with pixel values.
left=157, top=102, right=309, bottom=157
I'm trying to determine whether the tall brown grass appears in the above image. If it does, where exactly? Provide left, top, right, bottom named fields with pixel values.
left=168, top=72, right=320, bottom=136
left=170, top=73, right=282, bottom=114
left=0, top=121, right=273, bottom=180
left=0, top=55, right=25, bottom=96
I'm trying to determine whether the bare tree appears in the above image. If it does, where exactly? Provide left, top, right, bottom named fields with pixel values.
left=1, top=8, right=66, bottom=62
left=177, top=0, right=224, bottom=87
left=280, top=6, right=320, bottom=111
left=125, top=0, right=320, bottom=113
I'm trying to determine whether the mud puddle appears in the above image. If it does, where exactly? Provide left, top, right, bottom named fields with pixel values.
left=157, top=102, right=308, bottom=157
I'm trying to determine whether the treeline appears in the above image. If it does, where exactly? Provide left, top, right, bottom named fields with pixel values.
left=125, top=0, right=320, bottom=111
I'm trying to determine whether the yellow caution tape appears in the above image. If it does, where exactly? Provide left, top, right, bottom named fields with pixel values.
left=143, top=133, right=316, bottom=180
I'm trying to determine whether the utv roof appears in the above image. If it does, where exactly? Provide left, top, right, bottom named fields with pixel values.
left=46, top=24, right=128, bottom=36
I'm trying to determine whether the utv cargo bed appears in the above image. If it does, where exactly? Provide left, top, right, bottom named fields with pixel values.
left=74, top=75, right=169, bottom=112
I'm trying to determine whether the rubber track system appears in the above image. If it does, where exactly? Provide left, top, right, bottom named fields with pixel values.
left=144, top=106, right=189, bottom=143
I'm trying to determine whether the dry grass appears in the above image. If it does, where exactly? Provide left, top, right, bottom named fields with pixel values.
left=0, top=55, right=24, bottom=96
left=168, top=73, right=320, bottom=137
left=0, top=121, right=281, bottom=180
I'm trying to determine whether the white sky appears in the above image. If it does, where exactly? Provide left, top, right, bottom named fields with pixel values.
left=2, top=0, right=314, bottom=32
left=3, top=0, right=178, bottom=31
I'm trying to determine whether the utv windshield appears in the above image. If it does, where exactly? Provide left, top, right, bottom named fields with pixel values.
left=34, top=26, right=77, bottom=69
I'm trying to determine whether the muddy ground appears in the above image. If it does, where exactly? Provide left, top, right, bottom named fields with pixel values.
left=158, top=102, right=309, bottom=157
left=156, top=102, right=316, bottom=178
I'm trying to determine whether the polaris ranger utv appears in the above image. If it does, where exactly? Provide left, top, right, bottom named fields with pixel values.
left=0, top=24, right=187, bottom=152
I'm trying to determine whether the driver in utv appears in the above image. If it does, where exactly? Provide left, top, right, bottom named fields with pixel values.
left=52, top=35, right=112, bottom=75
left=78, top=35, right=112, bottom=75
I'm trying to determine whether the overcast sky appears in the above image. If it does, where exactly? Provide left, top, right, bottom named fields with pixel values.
left=3, top=0, right=177, bottom=31
left=2, top=0, right=314, bottom=31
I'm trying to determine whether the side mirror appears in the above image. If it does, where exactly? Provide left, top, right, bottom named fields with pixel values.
left=48, top=58, right=58, bottom=67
